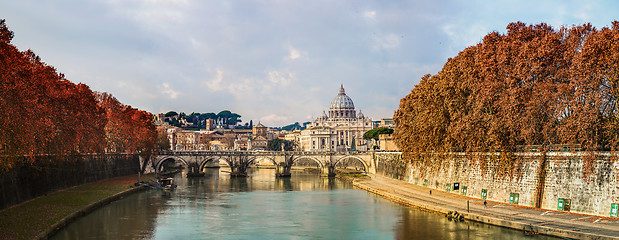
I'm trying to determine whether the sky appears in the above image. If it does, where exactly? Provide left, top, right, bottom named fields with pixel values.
left=1, top=1, right=618, bottom=127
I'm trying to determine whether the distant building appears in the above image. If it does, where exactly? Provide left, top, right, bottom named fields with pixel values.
left=300, top=126, right=337, bottom=151
left=284, top=130, right=302, bottom=149
left=252, top=136, right=268, bottom=150
left=234, top=134, right=251, bottom=150
left=227, top=122, right=273, bottom=150
left=250, top=122, right=268, bottom=150
left=378, top=134, right=399, bottom=151
left=161, top=126, right=227, bottom=151
left=154, top=113, right=166, bottom=126
left=252, top=122, right=267, bottom=138
left=373, top=118, right=395, bottom=129
left=205, top=118, right=215, bottom=131
left=170, top=129, right=213, bottom=150
left=303, top=85, right=373, bottom=151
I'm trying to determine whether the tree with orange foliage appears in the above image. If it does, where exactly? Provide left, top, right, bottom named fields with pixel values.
left=1, top=19, right=107, bottom=168
left=395, top=22, right=619, bottom=175
left=0, top=19, right=157, bottom=173
left=94, top=92, right=157, bottom=172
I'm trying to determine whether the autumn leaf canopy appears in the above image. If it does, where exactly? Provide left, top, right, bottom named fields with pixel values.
left=394, top=21, right=619, bottom=159
left=0, top=20, right=158, bottom=171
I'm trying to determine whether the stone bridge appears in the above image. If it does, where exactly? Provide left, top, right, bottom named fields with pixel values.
left=154, top=150, right=378, bottom=177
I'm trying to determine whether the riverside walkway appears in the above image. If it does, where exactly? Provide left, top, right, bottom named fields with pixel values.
left=354, top=174, right=619, bottom=240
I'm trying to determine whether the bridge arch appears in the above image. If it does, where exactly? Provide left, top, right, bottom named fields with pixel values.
left=198, top=157, right=221, bottom=171
left=292, top=156, right=324, bottom=169
left=155, top=156, right=188, bottom=172
left=253, top=155, right=276, bottom=166
left=334, top=156, right=368, bottom=172
left=246, top=156, right=259, bottom=166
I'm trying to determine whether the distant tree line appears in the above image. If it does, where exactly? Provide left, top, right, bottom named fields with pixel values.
left=363, top=127, right=394, bottom=141
left=163, top=110, right=245, bottom=129
left=267, top=139, right=297, bottom=151
left=278, top=122, right=310, bottom=131
left=0, top=20, right=158, bottom=172
left=267, top=122, right=310, bottom=131
left=395, top=22, right=619, bottom=162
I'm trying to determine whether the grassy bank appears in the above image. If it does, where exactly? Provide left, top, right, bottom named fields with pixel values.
left=0, top=174, right=149, bottom=240
left=335, top=169, right=370, bottom=182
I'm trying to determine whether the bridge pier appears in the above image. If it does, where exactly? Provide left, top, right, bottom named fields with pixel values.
left=276, top=164, right=291, bottom=177
left=321, top=165, right=336, bottom=177
left=275, top=154, right=293, bottom=178
left=223, top=153, right=254, bottom=177
left=186, top=162, right=204, bottom=177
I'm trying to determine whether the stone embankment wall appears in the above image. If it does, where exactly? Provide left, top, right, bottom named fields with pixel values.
left=0, top=154, right=140, bottom=210
left=374, top=152, right=619, bottom=217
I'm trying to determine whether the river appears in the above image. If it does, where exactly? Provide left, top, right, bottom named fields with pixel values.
left=51, top=168, right=556, bottom=239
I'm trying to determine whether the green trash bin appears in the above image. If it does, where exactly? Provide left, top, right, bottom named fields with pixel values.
left=510, top=193, right=519, bottom=204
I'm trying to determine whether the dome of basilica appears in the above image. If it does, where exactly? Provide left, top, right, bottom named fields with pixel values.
left=330, top=85, right=355, bottom=110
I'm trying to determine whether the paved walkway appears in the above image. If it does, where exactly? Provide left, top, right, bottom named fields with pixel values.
left=353, top=174, right=619, bottom=240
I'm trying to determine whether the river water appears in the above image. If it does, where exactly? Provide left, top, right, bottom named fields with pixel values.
left=51, top=168, right=556, bottom=239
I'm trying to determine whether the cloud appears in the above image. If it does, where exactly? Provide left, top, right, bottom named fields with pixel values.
left=374, top=33, right=401, bottom=50
left=441, top=23, right=488, bottom=51
left=260, top=114, right=290, bottom=126
left=3, top=0, right=616, bottom=127
left=572, top=3, right=592, bottom=22
left=267, top=70, right=296, bottom=86
left=288, top=47, right=301, bottom=60
left=203, top=69, right=225, bottom=92
left=285, top=45, right=306, bottom=61
left=159, top=83, right=181, bottom=99
left=200, top=68, right=256, bottom=100
left=105, top=0, right=191, bottom=25
left=227, top=77, right=255, bottom=99
left=364, top=11, right=376, bottom=20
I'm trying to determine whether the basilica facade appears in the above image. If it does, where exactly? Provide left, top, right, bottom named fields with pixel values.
left=300, top=85, right=373, bottom=151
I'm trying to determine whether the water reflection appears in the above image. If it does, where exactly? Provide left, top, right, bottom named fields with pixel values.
left=394, top=208, right=557, bottom=240
left=51, top=168, right=556, bottom=240
left=277, top=176, right=293, bottom=191
left=212, top=167, right=346, bottom=192
left=50, top=187, right=168, bottom=239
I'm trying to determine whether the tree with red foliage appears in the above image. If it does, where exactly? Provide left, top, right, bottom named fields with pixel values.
left=395, top=22, right=619, bottom=176
left=0, top=19, right=157, bottom=172
left=95, top=92, right=157, bottom=172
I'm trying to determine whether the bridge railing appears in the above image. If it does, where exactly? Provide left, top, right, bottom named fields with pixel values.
left=158, top=150, right=380, bottom=156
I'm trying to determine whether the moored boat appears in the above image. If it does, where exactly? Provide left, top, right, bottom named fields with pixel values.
left=158, top=177, right=177, bottom=191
